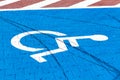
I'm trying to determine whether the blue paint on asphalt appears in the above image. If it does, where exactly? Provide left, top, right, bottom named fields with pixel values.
left=0, top=8, right=120, bottom=80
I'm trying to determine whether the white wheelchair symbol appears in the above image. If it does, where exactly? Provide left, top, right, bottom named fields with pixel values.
left=11, top=30, right=108, bottom=63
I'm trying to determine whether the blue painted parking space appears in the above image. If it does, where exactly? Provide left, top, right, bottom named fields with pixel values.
left=0, top=8, right=120, bottom=80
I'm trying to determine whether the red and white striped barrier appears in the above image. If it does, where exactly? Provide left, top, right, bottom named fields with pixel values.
left=0, top=0, right=120, bottom=10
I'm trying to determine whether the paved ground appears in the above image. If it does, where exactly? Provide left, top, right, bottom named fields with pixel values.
left=0, top=0, right=120, bottom=80
left=0, top=1, right=120, bottom=80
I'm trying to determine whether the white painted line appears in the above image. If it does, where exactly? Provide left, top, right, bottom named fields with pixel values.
left=22, top=0, right=60, bottom=9
left=70, top=0, right=101, bottom=8
left=0, top=6, right=120, bottom=12
left=114, top=3, right=120, bottom=7
left=0, top=0, right=20, bottom=7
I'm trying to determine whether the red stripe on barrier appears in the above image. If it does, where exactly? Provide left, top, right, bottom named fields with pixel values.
left=44, top=0, right=84, bottom=7
left=90, top=0, right=120, bottom=6
left=0, top=0, right=43, bottom=9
